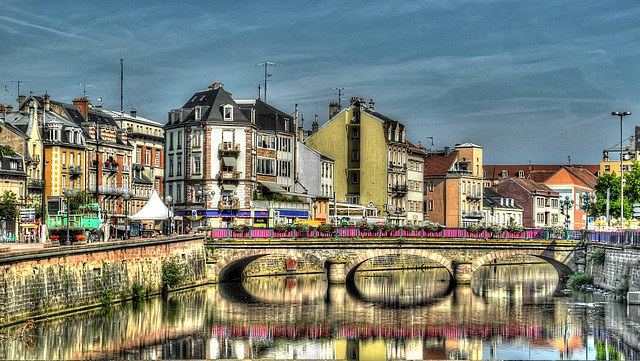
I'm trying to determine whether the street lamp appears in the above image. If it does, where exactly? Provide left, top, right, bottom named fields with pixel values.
left=165, top=195, right=173, bottom=236
left=121, top=192, right=132, bottom=240
left=612, top=111, right=631, bottom=229
left=313, top=204, right=318, bottom=220
left=580, top=192, right=596, bottom=230
left=559, top=196, right=574, bottom=231
left=63, top=188, right=79, bottom=246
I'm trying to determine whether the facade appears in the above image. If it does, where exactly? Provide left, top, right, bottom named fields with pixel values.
left=295, top=142, right=334, bottom=222
left=496, top=178, right=561, bottom=228
left=0, top=112, right=28, bottom=240
left=406, top=143, right=425, bottom=225
left=482, top=187, right=523, bottom=226
left=423, top=144, right=484, bottom=227
left=305, top=98, right=413, bottom=225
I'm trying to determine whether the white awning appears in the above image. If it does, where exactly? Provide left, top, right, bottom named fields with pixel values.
left=221, top=184, right=237, bottom=192
left=222, top=157, right=237, bottom=167
left=259, top=181, right=286, bottom=194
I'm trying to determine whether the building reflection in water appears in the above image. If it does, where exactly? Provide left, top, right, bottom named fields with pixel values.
left=0, top=262, right=636, bottom=360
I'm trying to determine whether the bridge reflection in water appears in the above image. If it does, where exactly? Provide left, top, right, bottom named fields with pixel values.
left=1, top=264, right=637, bottom=360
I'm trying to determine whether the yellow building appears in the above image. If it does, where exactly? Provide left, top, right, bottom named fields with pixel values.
left=305, top=98, right=414, bottom=224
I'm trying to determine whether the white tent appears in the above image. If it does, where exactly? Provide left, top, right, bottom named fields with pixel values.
left=129, top=190, right=173, bottom=220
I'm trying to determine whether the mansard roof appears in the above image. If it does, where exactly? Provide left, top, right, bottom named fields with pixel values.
left=173, top=84, right=250, bottom=125
left=236, top=99, right=293, bottom=133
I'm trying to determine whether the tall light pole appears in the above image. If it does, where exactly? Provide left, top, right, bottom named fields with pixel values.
left=612, top=111, right=631, bottom=229
left=63, top=188, right=79, bottom=246
left=121, top=192, right=132, bottom=240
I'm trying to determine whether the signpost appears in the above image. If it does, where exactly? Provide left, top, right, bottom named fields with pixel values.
left=633, top=203, right=640, bottom=218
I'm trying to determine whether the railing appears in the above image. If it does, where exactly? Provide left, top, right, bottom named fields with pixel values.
left=587, top=231, right=640, bottom=246
left=68, top=165, right=82, bottom=174
left=219, top=171, right=241, bottom=180
left=219, top=143, right=240, bottom=152
left=27, top=179, right=45, bottom=189
left=209, top=226, right=586, bottom=241
left=219, top=199, right=241, bottom=209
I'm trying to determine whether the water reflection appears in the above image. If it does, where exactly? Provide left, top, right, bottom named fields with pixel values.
left=1, top=264, right=638, bottom=360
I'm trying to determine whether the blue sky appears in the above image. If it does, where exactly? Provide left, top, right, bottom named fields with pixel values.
left=1, top=0, right=639, bottom=165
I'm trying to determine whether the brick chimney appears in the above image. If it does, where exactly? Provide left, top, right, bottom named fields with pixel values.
left=18, top=95, right=25, bottom=107
left=130, top=108, right=136, bottom=117
left=44, top=93, right=51, bottom=112
left=0, top=104, right=4, bottom=113
left=6, top=105, right=12, bottom=114
left=73, top=97, right=90, bottom=119
left=369, top=99, right=375, bottom=111
left=213, top=82, right=224, bottom=90
left=312, top=114, right=319, bottom=134
left=329, top=102, right=340, bottom=119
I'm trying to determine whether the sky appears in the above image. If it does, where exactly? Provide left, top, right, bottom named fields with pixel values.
left=1, top=0, right=640, bottom=165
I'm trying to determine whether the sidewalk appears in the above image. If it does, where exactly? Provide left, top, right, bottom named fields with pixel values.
left=0, top=242, right=45, bottom=253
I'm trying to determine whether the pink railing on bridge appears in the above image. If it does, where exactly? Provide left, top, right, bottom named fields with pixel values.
left=209, top=227, right=581, bottom=241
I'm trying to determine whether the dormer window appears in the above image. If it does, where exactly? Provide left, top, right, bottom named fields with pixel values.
left=518, top=170, right=525, bottom=178
left=501, top=170, right=508, bottom=178
left=194, top=106, right=202, bottom=121
left=223, top=105, right=233, bottom=121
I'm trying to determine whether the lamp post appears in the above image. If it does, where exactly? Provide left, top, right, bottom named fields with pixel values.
left=165, top=195, right=173, bottom=236
left=63, top=188, right=79, bottom=246
left=580, top=192, right=596, bottom=230
left=198, top=187, right=214, bottom=228
left=559, top=196, right=574, bottom=231
left=313, top=204, right=318, bottom=220
left=121, top=192, right=132, bottom=240
left=612, top=111, right=631, bottom=229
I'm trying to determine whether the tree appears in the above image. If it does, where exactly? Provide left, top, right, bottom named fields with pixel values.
left=591, top=162, right=640, bottom=221
left=0, top=191, right=19, bottom=221
left=68, top=190, right=94, bottom=213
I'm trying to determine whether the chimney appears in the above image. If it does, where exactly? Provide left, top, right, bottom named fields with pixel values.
left=0, top=104, right=4, bottom=113
left=369, top=99, right=375, bottom=111
left=444, top=146, right=450, bottom=157
left=18, top=95, right=25, bottom=107
left=73, top=97, right=90, bottom=119
left=213, top=82, right=223, bottom=90
left=44, top=93, right=51, bottom=112
left=130, top=108, right=137, bottom=117
left=312, top=114, right=319, bottom=133
left=329, top=102, right=340, bottom=119
left=6, top=105, right=12, bottom=113
left=359, top=98, right=366, bottom=112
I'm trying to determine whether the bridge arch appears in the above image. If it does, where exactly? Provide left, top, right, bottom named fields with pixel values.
left=214, top=249, right=325, bottom=282
left=344, top=249, right=455, bottom=282
left=470, top=249, right=577, bottom=280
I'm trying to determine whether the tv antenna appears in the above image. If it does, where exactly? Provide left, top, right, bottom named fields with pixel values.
left=11, top=80, right=30, bottom=103
left=254, top=61, right=277, bottom=102
left=79, top=83, right=93, bottom=98
left=332, top=87, right=350, bottom=107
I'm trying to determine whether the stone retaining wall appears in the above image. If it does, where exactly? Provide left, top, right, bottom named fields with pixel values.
left=586, top=243, right=640, bottom=293
left=0, top=237, right=207, bottom=325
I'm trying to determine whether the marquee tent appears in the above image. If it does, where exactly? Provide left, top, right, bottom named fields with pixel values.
left=129, top=190, right=173, bottom=220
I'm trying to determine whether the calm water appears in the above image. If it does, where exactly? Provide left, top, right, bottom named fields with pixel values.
left=1, top=263, right=639, bottom=360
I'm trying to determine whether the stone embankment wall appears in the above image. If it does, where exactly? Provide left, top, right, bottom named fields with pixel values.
left=586, top=243, right=640, bottom=292
left=0, top=237, right=207, bottom=326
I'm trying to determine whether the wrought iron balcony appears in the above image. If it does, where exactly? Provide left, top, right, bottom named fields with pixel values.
left=122, top=165, right=130, bottom=172
left=219, top=143, right=241, bottom=153
left=27, top=179, right=45, bottom=189
left=87, top=184, right=129, bottom=195
left=219, top=199, right=240, bottom=209
left=103, top=163, right=119, bottom=171
left=391, top=185, right=408, bottom=194
left=462, top=211, right=484, bottom=219
left=68, top=165, right=82, bottom=175
left=219, top=171, right=241, bottom=180
left=466, top=192, right=482, bottom=200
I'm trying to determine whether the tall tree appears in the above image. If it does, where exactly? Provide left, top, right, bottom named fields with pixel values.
left=0, top=191, right=19, bottom=220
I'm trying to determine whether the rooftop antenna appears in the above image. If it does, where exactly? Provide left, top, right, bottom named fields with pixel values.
left=332, top=87, right=350, bottom=107
left=254, top=61, right=277, bottom=102
left=11, top=80, right=30, bottom=104
left=567, top=155, right=571, bottom=166
left=3, top=85, right=14, bottom=105
left=79, top=83, right=93, bottom=98
left=426, top=137, right=434, bottom=148
left=258, top=84, right=261, bottom=100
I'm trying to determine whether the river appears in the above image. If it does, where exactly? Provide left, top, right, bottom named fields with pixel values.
left=0, top=263, right=638, bottom=360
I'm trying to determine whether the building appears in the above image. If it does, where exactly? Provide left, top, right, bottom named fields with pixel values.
left=496, top=177, right=561, bottom=228
left=423, top=143, right=484, bottom=227
left=295, top=142, right=334, bottom=222
left=406, top=143, right=425, bottom=225
left=305, top=98, right=412, bottom=225
left=482, top=187, right=523, bottom=226
left=485, top=164, right=597, bottom=229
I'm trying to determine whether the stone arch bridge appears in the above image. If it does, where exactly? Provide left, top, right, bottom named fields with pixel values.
left=206, top=238, right=583, bottom=284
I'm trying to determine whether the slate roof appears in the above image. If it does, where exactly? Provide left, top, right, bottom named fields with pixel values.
left=176, top=85, right=250, bottom=125
left=505, top=177, right=559, bottom=195
left=483, top=187, right=523, bottom=211
left=236, top=99, right=293, bottom=132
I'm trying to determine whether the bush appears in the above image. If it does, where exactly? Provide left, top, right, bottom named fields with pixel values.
left=360, top=223, right=379, bottom=233
left=507, top=222, right=525, bottom=234
left=132, top=283, right=146, bottom=301
left=162, top=258, right=185, bottom=289
left=274, top=223, right=292, bottom=233
left=549, top=224, right=566, bottom=238
left=100, top=289, right=114, bottom=307
left=566, top=272, right=593, bottom=291
left=318, top=223, right=334, bottom=235
left=466, top=223, right=484, bottom=235
left=424, top=222, right=442, bottom=233
left=295, top=223, right=312, bottom=234
left=402, top=224, right=421, bottom=233
left=587, top=248, right=605, bottom=266
left=381, top=223, right=399, bottom=233
left=612, top=273, right=630, bottom=297
left=231, top=224, right=250, bottom=234
left=487, top=224, right=504, bottom=237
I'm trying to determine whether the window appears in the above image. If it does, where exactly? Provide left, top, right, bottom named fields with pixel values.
left=351, top=172, right=359, bottom=184
left=193, top=155, right=201, bottom=174
left=224, top=105, right=233, bottom=120
left=604, top=165, right=610, bottom=172
left=195, top=106, right=202, bottom=121
left=177, top=131, right=182, bottom=149
left=278, top=160, right=291, bottom=177
left=429, top=200, right=434, bottom=211
left=177, top=154, right=182, bottom=176
left=346, top=194, right=360, bottom=204
left=192, top=131, right=201, bottom=148
left=169, top=133, right=174, bottom=150
left=62, top=151, right=67, bottom=167
left=169, top=158, right=174, bottom=176
left=154, top=178, right=160, bottom=191
left=501, top=170, right=508, bottom=178
left=429, top=181, right=434, bottom=192
left=136, top=148, right=141, bottom=163
left=279, top=137, right=291, bottom=152
left=155, top=151, right=160, bottom=167
left=518, top=170, right=525, bottom=178
left=352, top=128, right=359, bottom=139
left=146, top=149, right=151, bottom=165
left=352, top=150, right=359, bottom=161
left=257, top=134, right=276, bottom=149
left=257, top=158, right=275, bottom=175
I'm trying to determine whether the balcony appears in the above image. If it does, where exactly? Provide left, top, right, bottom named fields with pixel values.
left=466, top=192, right=482, bottom=200
left=87, top=184, right=129, bottom=196
left=219, top=198, right=241, bottom=209
left=390, top=185, right=408, bottom=195
left=219, top=143, right=241, bottom=153
left=103, top=163, right=119, bottom=172
left=68, top=165, right=82, bottom=175
left=387, top=162, right=407, bottom=173
left=27, top=179, right=45, bottom=189
left=462, top=211, right=484, bottom=219
left=219, top=171, right=241, bottom=180
left=122, top=165, right=130, bottom=173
